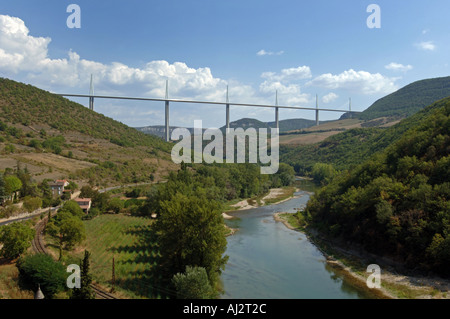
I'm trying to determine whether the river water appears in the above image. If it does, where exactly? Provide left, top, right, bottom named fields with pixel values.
left=221, top=179, right=376, bottom=299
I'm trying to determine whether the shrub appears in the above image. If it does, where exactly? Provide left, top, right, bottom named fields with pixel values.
left=17, top=254, right=67, bottom=298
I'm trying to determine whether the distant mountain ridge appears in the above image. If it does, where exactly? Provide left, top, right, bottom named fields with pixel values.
left=136, top=118, right=324, bottom=138
left=341, top=76, right=450, bottom=121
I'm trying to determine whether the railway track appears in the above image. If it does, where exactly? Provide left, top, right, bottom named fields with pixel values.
left=32, top=217, right=48, bottom=255
left=32, top=216, right=117, bottom=299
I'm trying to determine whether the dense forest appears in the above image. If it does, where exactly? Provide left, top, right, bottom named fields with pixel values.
left=301, top=97, right=450, bottom=276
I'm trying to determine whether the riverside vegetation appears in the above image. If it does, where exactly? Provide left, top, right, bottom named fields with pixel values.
left=289, top=97, right=450, bottom=279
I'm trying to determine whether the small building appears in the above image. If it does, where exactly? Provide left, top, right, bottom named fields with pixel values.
left=49, top=180, right=70, bottom=197
left=75, top=198, right=92, bottom=213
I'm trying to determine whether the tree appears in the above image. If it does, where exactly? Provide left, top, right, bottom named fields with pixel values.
left=155, top=192, right=228, bottom=287
left=0, top=175, right=5, bottom=202
left=71, top=250, right=95, bottom=299
left=23, top=196, right=43, bottom=213
left=311, top=163, right=337, bottom=185
left=4, top=175, right=22, bottom=197
left=59, top=215, right=86, bottom=250
left=0, top=222, right=35, bottom=259
left=65, top=181, right=78, bottom=193
left=80, top=185, right=98, bottom=199
left=39, top=180, right=53, bottom=207
left=172, top=266, right=215, bottom=299
left=17, top=253, right=67, bottom=299
left=107, top=197, right=124, bottom=214
left=46, top=210, right=86, bottom=252
left=273, top=163, right=295, bottom=186
left=59, top=200, right=84, bottom=219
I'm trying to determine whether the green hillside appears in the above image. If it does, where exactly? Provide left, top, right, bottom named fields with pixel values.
left=280, top=96, right=450, bottom=173
left=0, top=77, right=176, bottom=186
left=356, top=76, right=450, bottom=121
left=303, top=97, right=450, bottom=275
left=269, top=118, right=319, bottom=131
left=0, top=78, right=170, bottom=151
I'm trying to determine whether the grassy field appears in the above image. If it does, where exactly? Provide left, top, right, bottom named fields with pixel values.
left=0, top=260, right=33, bottom=299
left=69, top=214, right=163, bottom=299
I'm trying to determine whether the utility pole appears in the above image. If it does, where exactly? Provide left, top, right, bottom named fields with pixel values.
left=111, top=256, right=116, bottom=293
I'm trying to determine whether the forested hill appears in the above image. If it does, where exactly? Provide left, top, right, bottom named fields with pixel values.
left=0, top=77, right=170, bottom=152
left=304, top=97, right=450, bottom=276
left=280, top=96, right=450, bottom=173
left=354, top=76, right=450, bottom=121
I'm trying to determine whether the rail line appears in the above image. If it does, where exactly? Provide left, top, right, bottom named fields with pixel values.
left=32, top=216, right=117, bottom=299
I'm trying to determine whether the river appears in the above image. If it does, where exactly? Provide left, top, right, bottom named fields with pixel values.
left=221, top=179, right=377, bottom=299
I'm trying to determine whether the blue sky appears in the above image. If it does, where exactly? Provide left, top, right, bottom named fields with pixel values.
left=1, top=0, right=449, bottom=127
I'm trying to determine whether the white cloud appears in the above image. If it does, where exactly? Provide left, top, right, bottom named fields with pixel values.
left=0, top=14, right=237, bottom=101
left=308, top=69, right=398, bottom=95
left=261, top=66, right=312, bottom=82
left=415, top=41, right=436, bottom=51
left=385, top=62, right=413, bottom=72
left=322, top=92, right=338, bottom=104
left=257, top=49, right=284, bottom=56
left=259, top=66, right=312, bottom=105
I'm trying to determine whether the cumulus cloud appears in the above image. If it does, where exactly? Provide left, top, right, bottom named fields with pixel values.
left=322, top=92, right=338, bottom=104
left=0, top=14, right=235, bottom=101
left=415, top=41, right=436, bottom=51
left=257, top=49, right=284, bottom=56
left=385, top=62, right=413, bottom=72
left=307, top=69, right=398, bottom=95
left=259, top=66, right=312, bottom=105
left=0, top=15, right=51, bottom=73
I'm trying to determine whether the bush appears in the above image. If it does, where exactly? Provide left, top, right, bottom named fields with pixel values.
left=17, top=254, right=67, bottom=298
left=83, top=207, right=100, bottom=220
left=172, top=266, right=215, bottom=299
left=23, top=196, right=43, bottom=213
left=0, top=222, right=35, bottom=259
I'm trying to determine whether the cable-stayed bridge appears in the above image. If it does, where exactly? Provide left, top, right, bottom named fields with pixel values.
left=57, top=79, right=359, bottom=142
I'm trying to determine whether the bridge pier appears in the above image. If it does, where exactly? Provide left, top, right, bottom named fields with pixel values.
left=275, top=90, right=279, bottom=129
left=165, top=80, right=170, bottom=142
left=226, top=86, right=230, bottom=131
left=315, top=94, right=319, bottom=126
left=89, top=74, right=94, bottom=111
left=89, top=96, right=94, bottom=111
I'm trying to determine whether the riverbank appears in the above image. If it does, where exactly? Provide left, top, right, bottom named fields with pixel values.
left=225, top=187, right=299, bottom=213
left=222, top=187, right=299, bottom=237
left=274, top=212, right=450, bottom=299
